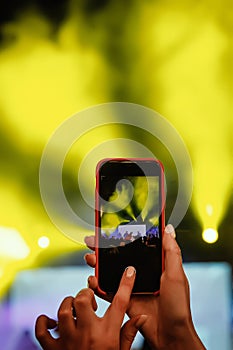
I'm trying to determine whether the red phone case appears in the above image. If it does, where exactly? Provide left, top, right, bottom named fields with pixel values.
left=95, top=158, right=165, bottom=297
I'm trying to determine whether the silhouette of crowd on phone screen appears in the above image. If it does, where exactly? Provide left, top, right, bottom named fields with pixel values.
left=100, top=223, right=160, bottom=249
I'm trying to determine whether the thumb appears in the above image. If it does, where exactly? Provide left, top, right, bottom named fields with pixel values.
left=163, top=224, right=183, bottom=276
left=162, top=225, right=188, bottom=291
left=120, top=315, right=148, bottom=350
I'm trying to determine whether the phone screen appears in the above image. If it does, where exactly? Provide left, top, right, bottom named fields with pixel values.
left=96, top=159, right=164, bottom=294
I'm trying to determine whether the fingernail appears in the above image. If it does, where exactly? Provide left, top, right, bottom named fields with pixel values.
left=165, top=224, right=176, bottom=238
left=135, top=314, right=148, bottom=328
left=125, top=266, right=136, bottom=277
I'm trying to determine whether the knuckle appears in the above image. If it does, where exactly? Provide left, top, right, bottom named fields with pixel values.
left=58, top=307, right=71, bottom=320
left=35, top=314, right=44, bottom=323
left=167, top=244, right=182, bottom=256
left=173, top=311, right=192, bottom=327
left=76, top=287, right=94, bottom=297
left=61, top=295, right=73, bottom=306
left=74, top=288, right=94, bottom=306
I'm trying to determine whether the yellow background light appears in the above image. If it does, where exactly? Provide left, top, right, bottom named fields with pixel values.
left=0, top=1, right=232, bottom=297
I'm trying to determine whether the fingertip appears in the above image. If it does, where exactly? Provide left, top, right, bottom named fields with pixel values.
left=35, top=314, right=58, bottom=346
left=84, top=235, right=95, bottom=248
left=35, top=315, right=57, bottom=330
left=87, top=276, right=113, bottom=302
left=120, top=315, right=148, bottom=350
left=74, top=288, right=96, bottom=311
left=164, top=224, right=176, bottom=238
left=162, top=226, right=184, bottom=276
left=75, top=287, right=94, bottom=298
left=163, top=235, right=181, bottom=257
left=87, top=275, right=98, bottom=290
left=163, top=225, right=179, bottom=251
left=134, top=314, right=148, bottom=329
left=111, top=266, right=136, bottom=312
left=125, top=266, right=136, bottom=278
left=84, top=253, right=96, bottom=267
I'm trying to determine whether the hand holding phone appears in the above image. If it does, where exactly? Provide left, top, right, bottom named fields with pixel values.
left=95, top=158, right=165, bottom=296
left=85, top=225, right=206, bottom=350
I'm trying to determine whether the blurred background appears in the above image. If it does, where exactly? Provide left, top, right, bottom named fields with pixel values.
left=0, top=0, right=232, bottom=349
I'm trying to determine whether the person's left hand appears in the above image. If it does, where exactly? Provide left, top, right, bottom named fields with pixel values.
left=35, top=266, right=147, bottom=350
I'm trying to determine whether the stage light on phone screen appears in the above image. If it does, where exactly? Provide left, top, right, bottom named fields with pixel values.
left=202, top=228, right=218, bottom=244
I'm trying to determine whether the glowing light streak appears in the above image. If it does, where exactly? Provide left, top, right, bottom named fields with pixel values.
left=206, top=204, right=213, bottom=216
left=144, top=10, right=233, bottom=237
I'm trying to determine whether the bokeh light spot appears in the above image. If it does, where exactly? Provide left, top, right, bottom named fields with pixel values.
left=38, top=236, right=50, bottom=249
left=202, top=228, right=219, bottom=244
left=0, top=227, right=30, bottom=259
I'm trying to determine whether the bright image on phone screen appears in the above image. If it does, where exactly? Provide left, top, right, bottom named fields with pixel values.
left=97, top=162, right=163, bottom=294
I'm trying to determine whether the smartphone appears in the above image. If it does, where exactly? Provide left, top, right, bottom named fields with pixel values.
left=95, top=158, right=165, bottom=295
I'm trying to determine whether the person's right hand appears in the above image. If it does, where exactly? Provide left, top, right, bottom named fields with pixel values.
left=85, top=224, right=206, bottom=350
left=35, top=266, right=147, bottom=350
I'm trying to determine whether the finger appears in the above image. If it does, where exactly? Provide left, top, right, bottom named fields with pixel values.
left=87, top=275, right=113, bottom=303
left=84, top=236, right=95, bottom=250
left=162, top=225, right=191, bottom=320
left=57, top=296, right=76, bottom=337
left=35, top=315, right=58, bottom=350
left=84, top=253, right=96, bottom=267
left=163, top=225, right=187, bottom=282
left=73, top=288, right=96, bottom=326
left=120, top=315, right=148, bottom=350
left=87, top=275, right=98, bottom=290
left=105, top=266, right=136, bottom=329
